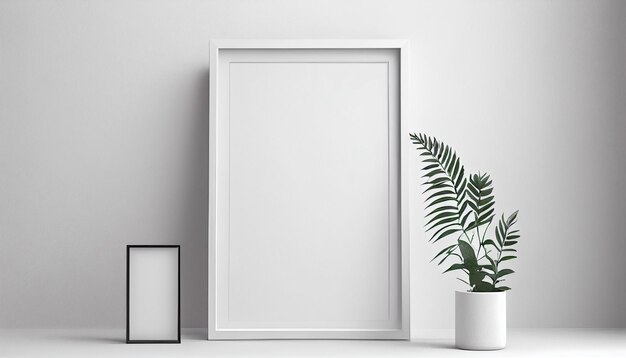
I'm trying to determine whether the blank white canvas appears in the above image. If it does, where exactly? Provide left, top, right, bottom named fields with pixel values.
left=128, top=247, right=178, bottom=341
left=209, top=41, right=409, bottom=339
left=229, top=61, right=390, bottom=323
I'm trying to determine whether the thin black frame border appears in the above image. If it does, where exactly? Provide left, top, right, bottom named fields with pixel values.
left=126, top=245, right=181, bottom=344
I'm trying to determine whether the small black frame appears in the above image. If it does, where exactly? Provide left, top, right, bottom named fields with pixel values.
left=126, top=245, right=181, bottom=344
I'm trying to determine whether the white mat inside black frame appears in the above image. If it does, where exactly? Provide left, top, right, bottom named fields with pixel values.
left=126, top=245, right=180, bottom=343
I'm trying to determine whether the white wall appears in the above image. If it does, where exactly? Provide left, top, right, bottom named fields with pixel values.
left=0, top=0, right=624, bottom=331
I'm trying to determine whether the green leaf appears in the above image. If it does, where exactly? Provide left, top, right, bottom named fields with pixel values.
left=467, top=184, right=480, bottom=198
left=425, top=206, right=458, bottom=217
left=452, top=164, right=465, bottom=183
left=483, top=239, right=497, bottom=247
left=477, top=209, right=495, bottom=223
left=430, top=223, right=458, bottom=240
left=443, top=151, right=454, bottom=169
left=456, top=180, right=467, bottom=199
left=425, top=177, right=450, bottom=186
left=457, top=191, right=467, bottom=206
left=425, top=196, right=456, bottom=209
left=500, top=256, right=517, bottom=261
left=497, top=269, right=515, bottom=278
left=457, top=240, right=478, bottom=268
left=425, top=211, right=458, bottom=227
left=431, top=244, right=457, bottom=263
left=438, top=251, right=458, bottom=265
left=432, top=228, right=461, bottom=243
left=467, top=199, right=478, bottom=212
left=444, top=263, right=466, bottom=273
left=478, top=196, right=494, bottom=206
left=451, top=159, right=461, bottom=181
left=422, top=182, right=452, bottom=194
left=441, top=145, right=449, bottom=163
left=460, top=211, right=472, bottom=227
left=481, top=187, right=493, bottom=196
left=479, top=200, right=495, bottom=213
left=474, top=281, right=496, bottom=292
left=425, top=190, right=456, bottom=202
left=465, top=220, right=481, bottom=231
left=422, top=163, right=439, bottom=171
left=426, top=216, right=458, bottom=232
left=469, top=270, right=486, bottom=287
left=495, top=225, right=503, bottom=246
left=422, top=169, right=445, bottom=178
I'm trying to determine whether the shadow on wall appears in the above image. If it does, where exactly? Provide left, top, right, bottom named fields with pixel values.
left=178, top=70, right=209, bottom=328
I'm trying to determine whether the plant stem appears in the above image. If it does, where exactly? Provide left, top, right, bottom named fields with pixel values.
left=463, top=230, right=473, bottom=244
left=474, top=217, right=493, bottom=265
left=477, top=221, right=492, bottom=261
left=492, top=222, right=509, bottom=286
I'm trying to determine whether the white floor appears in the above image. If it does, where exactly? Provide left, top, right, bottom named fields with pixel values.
left=1, top=329, right=624, bottom=357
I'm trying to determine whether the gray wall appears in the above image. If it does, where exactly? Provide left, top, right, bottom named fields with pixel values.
left=0, top=0, right=624, bottom=331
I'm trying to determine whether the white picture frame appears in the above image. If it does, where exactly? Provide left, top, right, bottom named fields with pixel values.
left=209, top=39, right=410, bottom=340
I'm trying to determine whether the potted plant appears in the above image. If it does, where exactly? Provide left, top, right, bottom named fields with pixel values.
left=410, top=133, right=521, bottom=350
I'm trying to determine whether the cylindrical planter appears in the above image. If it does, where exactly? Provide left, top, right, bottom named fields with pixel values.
left=455, top=291, right=506, bottom=350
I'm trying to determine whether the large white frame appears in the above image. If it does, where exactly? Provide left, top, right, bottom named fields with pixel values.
left=209, top=39, right=410, bottom=340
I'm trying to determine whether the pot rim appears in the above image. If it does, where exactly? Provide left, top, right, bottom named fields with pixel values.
left=455, top=290, right=507, bottom=295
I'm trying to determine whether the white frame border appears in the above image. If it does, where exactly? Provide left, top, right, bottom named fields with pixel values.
left=208, top=39, right=410, bottom=340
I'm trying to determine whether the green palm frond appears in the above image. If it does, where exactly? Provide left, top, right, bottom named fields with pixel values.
left=409, top=133, right=467, bottom=244
left=465, top=173, right=495, bottom=231
left=482, top=211, right=520, bottom=291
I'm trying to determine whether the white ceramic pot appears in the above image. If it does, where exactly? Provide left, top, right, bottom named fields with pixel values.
left=455, top=291, right=506, bottom=350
